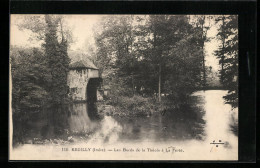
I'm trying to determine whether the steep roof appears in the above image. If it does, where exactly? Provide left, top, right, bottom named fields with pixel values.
left=69, top=59, right=98, bottom=70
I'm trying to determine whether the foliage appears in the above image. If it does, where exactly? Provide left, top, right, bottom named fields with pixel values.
left=214, top=15, right=238, bottom=108
left=43, top=15, right=71, bottom=133
left=105, top=94, right=159, bottom=117
left=16, top=15, right=73, bottom=44
left=11, top=48, right=52, bottom=113
left=95, top=15, right=205, bottom=102
left=11, top=15, right=72, bottom=143
left=189, top=15, right=214, bottom=87
left=11, top=47, right=52, bottom=144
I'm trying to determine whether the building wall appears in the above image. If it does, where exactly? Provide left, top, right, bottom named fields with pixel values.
left=67, top=69, right=89, bottom=101
left=88, top=69, right=99, bottom=78
left=67, top=68, right=99, bottom=101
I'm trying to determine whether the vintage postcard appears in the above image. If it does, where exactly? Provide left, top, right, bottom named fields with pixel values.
left=9, top=14, right=238, bottom=160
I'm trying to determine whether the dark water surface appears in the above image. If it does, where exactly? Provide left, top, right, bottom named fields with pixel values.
left=12, top=90, right=238, bottom=160
left=20, top=90, right=238, bottom=144
left=69, top=90, right=237, bottom=145
left=111, top=98, right=206, bottom=142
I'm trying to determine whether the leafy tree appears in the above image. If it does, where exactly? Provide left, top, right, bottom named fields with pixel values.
left=43, top=15, right=71, bottom=134
left=148, top=15, right=195, bottom=101
left=136, top=15, right=204, bottom=101
left=16, top=15, right=73, bottom=44
left=11, top=47, right=52, bottom=112
left=162, top=16, right=203, bottom=100
left=190, top=15, right=213, bottom=87
left=94, top=15, right=204, bottom=103
left=214, top=15, right=238, bottom=107
left=95, top=16, right=138, bottom=95
left=10, top=47, right=52, bottom=143
left=11, top=15, right=72, bottom=140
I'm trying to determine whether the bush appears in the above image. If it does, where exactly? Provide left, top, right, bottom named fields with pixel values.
left=107, top=95, right=157, bottom=117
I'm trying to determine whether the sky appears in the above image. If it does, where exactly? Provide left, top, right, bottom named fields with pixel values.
left=10, top=14, right=221, bottom=71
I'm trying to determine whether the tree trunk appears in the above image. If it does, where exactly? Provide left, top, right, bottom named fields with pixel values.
left=153, top=25, right=162, bottom=102
left=221, top=16, right=225, bottom=84
left=201, top=16, right=206, bottom=88
left=202, top=44, right=206, bottom=88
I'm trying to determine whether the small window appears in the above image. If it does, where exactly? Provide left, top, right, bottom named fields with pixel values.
left=71, top=87, right=77, bottom=93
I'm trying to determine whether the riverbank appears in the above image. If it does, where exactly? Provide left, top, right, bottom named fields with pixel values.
left=97, top=94, right=191, bottom=117
left=11, top=90, right=238, bottom=160
left=12, top=90, right=238, bottom=148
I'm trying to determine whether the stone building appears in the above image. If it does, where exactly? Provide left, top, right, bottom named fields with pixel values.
left=67, top=59, right=101, bottom=102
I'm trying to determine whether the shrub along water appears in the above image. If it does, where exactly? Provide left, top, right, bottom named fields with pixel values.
left=11, top=15, right=71, bottom=145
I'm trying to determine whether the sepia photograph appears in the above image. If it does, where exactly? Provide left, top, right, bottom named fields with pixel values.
left=9, top=14, right=238, bottom=160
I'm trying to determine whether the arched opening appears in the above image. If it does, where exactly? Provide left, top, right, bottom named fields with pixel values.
left=86, top=78, right=102, bottom=120
left=87, top=78, right=99, bottom=103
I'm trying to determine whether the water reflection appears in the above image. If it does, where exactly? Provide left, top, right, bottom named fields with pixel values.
left=85, top=90, right=237, bottom=146
left=72, top=90, right=238, bottom=145
left=68, top=90, right=238, bottom=146
left=12, top=90, right=238, bottom=160
left=111, top=95, right=206, bottom=142
left=87, top=102, right=102, bottom=121
left=197, top=90, right=238, bottom=149
left=69, top=102, right=101, bottom=133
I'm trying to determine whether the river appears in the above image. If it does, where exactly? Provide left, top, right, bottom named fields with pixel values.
left=11, top=90, right=238, bottom=160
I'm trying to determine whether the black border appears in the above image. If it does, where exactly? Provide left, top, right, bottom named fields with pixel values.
left=9, top=1, right=257, bottom=15
left=3, top=0, right=257, bottom=167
